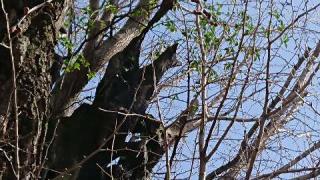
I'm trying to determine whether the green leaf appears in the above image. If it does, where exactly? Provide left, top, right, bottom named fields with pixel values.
left=59, top=37, right=73, bottom=52
left=190, top=60, right=200, bottom=72
left=282, top=34, right=289, bottom=47
left=165, top=20, right=177, bottom=32
left=105, top=4, right=118, bottom=14
left=73, top=62, right=81, bottom=70
left=273, top=10, right=280, bottom=20
left=81, top=6, right=93, bottom=15
left=87, top=71, right=96, bottom=79
left=224, top=62, right=232, bottom=70
left=208, top=69, right=218, bottom=83
left=278, top=20, right=285, bottom=32
left=64, top=54, right=91, bottom=73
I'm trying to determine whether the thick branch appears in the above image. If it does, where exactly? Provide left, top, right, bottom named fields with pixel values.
left=51, top=0, right=154, bottom=116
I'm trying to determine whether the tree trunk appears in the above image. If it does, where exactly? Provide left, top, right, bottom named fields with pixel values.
left=0, top=0, right=178, bottom=179
left=0, top=0, right=71, bottom=178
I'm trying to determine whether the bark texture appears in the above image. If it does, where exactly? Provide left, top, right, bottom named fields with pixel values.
left=0, top=0, right=69, bottom=178
left=0, top=0, right=183, bottom=179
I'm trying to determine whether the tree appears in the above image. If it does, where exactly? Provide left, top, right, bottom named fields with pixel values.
left=1, top=0, right=320, bottom=179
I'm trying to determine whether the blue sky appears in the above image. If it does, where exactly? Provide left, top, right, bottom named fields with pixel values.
left=56, top=0, right=320, bottom=179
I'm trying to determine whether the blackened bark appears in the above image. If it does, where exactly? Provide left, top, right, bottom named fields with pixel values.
left=48, top=38, right=180, bottom=178
left=115, top=116, right=166, bottom=179
left=46, top=0, right=179, bottom=178
left=47, top=104, right=130, bottom=179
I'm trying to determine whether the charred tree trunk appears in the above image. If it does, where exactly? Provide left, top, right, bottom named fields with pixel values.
left=48, top=35, right=180, bottom=179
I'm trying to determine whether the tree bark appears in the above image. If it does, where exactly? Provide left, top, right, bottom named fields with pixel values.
left=0, top=0, right=72, bottom=178
left=0, top=0, right=180, bottom=179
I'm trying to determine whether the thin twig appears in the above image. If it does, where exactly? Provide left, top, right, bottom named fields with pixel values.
left=245, top=1, right=273, bottom=178
left=0, top=0, right=20, bottom=178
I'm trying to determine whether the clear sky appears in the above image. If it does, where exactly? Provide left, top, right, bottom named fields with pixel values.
left=58, top=0, right=320, bottom=179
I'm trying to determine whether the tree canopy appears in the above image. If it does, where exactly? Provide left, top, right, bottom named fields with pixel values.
left=1, top=0, right=320, bottom=179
